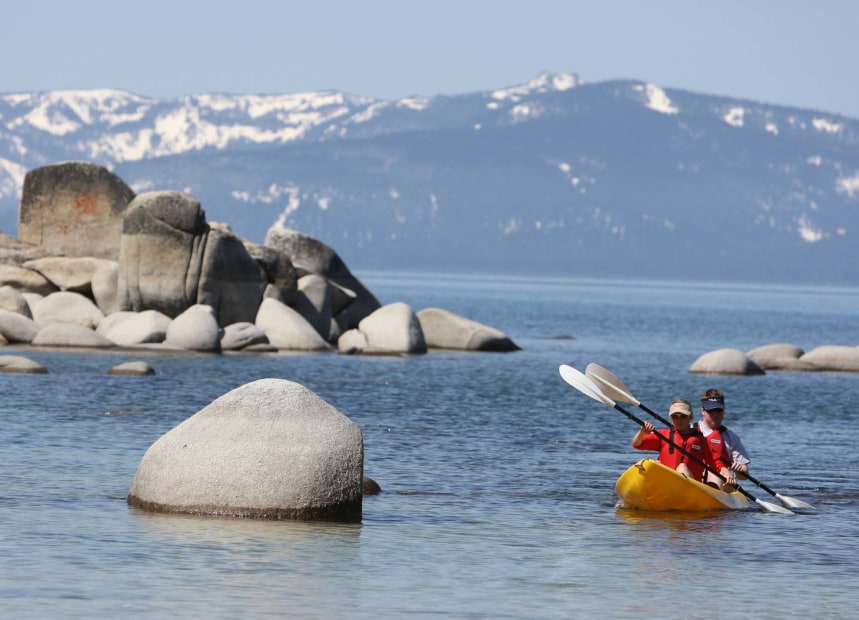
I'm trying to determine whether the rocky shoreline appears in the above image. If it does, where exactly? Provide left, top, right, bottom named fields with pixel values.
left=0, top=161, right=520, bottom=370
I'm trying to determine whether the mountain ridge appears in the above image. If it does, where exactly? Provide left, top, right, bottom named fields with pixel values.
left=2, top=73, right=857, bottom=284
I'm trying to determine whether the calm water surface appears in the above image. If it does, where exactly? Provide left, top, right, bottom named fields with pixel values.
left=1, top=273, right=857, bottom=618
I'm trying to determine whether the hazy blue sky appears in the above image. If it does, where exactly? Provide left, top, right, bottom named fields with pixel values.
left=3, top=0, right=857, bottom=118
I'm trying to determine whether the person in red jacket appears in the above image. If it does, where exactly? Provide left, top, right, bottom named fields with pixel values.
left=630, top=398, right=718, bottom=482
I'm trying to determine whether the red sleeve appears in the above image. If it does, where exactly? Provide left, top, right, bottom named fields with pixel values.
left=635, top=432, right=663, bottom=452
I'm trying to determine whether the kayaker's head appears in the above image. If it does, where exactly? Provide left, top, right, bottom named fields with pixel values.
left=668, top=399, right=693, bottom=430
left=700, top=389, right=726, bottom=428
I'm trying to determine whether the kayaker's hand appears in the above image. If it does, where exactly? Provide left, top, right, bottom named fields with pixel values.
left=723, top=474, right=737, bottom=490
left=730, top=462, right=749, bottom=477
left=642, top=422, right=654, bottom=433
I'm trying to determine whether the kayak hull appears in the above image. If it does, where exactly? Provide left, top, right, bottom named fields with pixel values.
left=615, top=459, right=751, bottom=511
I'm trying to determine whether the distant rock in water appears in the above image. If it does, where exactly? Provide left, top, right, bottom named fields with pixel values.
left=689, top=348, right=765, bottom=376
left=0, top=354, right=47, bottom=374
left=416, top=307, right=520, bottom=352
left=108, top=361, right=155, bottom=376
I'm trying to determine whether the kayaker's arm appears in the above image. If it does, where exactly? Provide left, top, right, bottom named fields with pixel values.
left=631, top=421, right=655, bottom=447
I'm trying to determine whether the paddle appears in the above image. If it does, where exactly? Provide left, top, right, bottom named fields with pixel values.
left=585, top=363, right=815, bottom=511
left=558, top=364, right=794, bottom=514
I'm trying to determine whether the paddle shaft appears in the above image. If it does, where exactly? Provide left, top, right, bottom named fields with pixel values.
left=613, top=402, right=760, bottom=503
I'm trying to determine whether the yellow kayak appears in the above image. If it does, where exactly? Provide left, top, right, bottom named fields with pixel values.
left=615, top=459, right=751, bottom=511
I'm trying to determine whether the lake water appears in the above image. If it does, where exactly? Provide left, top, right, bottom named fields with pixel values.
left=1, top=272, right=858, bottom=618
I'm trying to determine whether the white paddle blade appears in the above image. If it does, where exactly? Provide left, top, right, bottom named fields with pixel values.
left=558, top=365, right=615, bottom=406
left=776, top=493, right=815, bottom=511
left=755, top=498, right=795, bottom=515
left=585, top=363, right=640, bottom=406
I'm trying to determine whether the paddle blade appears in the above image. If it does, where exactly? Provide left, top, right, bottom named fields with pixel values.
left=755, top=498, right=795, bottom=515
left=559, top=365, right=615, bottom=406
left=585, top=363, right=641, bottom=406
left=775, top=493, right=815, bottom=511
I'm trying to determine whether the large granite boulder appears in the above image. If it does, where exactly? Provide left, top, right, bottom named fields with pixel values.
left=18, top=161, right=135, bottom=259
left=101, top=309, right=172, bottom=346
left=338, top=302, right=427, bottom=355
left=22, top=256, right=117, bottom=295
left=91, top=261, right=120, bottom=314
left=164, top=304, right=222, bottom=352
left=31, top=291, right=105, bottom=329
left=416, top=307, right=520, bottom=352
left=689, top=348, right=765, bottom=375
left=264, top=227, right=380, bottom=330
left=117, top=191, right=208, bottom=318
left=0, top=232, right=54, bottom=266
left=255, top=297, right=333, bottom=351
left=0, top=309, right=40, bottom=343
left=117, top=193, right=267, bottom=326
left=800, top=345, right=859, bottom=372
left=0, top=285, right=32, bottom=317
left=243, top=240, right=298, bottom=305
left=32, top=323, right=115, bottom=348
left=196, top=227, right=268, bottom=326
left=127, top=378, right=364, bottom=521
left=221, top=322, right=269, bottom=351
left=293, top=274, right=335, bottom=341
left=0, top=264, right=58, bottom=295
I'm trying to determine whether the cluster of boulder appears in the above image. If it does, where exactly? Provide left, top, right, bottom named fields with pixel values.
left=0, top=161, right=520, bottom=363
left=0, top=160, right=521, bottom=522
left=690, top=343, right=859, bottom=375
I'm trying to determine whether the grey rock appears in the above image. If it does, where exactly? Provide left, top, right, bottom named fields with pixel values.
left=417, top=307, right=520, bottom=352
left=746, top=343, right=818, bottom=371
left=221, top=322, right=269, bottom=350
left=264, top=227, right=380, bottom=330
left=164, top=304, right=222, bottom=352
left=800, top=345, right=859, bottom=372
left=0, top=264, right=58, bottom=296
left=18, top=161, right=135, bottom=259
left=255, top=297, right=333, bottom=351
left=244, top=241, right=298, bottom=304
left=127, top=378, right=364, bottom=521
left=22, top=256, right=117, bottom=295
left=341, top=302, right=426, bottom=355
left=196, top=226, right=268, bottom=326
left=0, top=309, right=39, bottom=343
left=117, top=191, right=208, bottom=318
left=32, top=323, right=115, bottom=348
left=337, top=328, right=368, bottom=354
left=293, top=274, right=334, bottom=341
left=91, top=261, right=120, bottom=315
left=0, top=285, right=32, bottom=317
left=0, top=354, right=48, bottom=374
left=0, top=232, right=55, bottom=266
left=108, top=361, right=155, bottom=376
left=103, top=309, right=172, bottom=346
left=31, top=291, right=105, bottom=329
left=689, top=348, right=765, bottom=375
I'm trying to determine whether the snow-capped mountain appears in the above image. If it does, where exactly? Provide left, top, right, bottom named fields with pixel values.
left=1, top=72, right=857, bottom=284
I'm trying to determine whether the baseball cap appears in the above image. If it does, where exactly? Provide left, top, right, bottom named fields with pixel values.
left=701, top=397, right=725, bottom=411
left=669, top=401, right=692, bottom=416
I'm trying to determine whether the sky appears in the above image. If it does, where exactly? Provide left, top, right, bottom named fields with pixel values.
left=2, top=0, right=858, bottom=118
